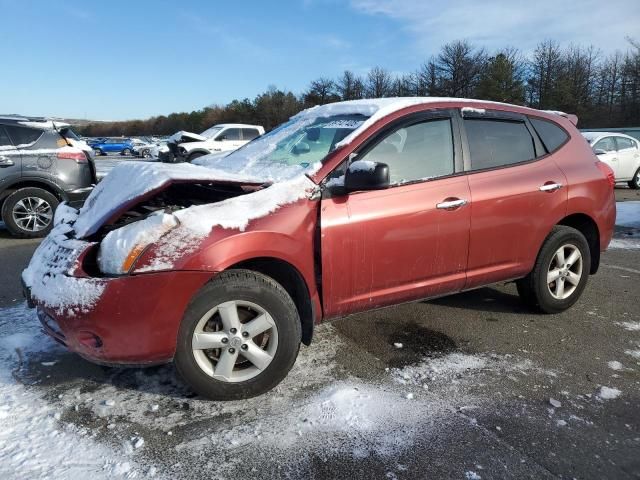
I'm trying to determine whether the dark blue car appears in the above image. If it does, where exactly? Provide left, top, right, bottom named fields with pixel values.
left=92, top=138, right=134, bottom=156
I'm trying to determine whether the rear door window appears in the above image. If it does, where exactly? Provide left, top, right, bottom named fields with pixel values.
left=4, top=125, right=43, bottom=147
left=529, top=117, right=569, bottom=153
left=242, top=128, right=260, bottom=141
left=464, top=119, right=536, bottom=170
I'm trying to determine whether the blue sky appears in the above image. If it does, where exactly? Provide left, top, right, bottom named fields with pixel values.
left=2, top=0, right=638, bottom=120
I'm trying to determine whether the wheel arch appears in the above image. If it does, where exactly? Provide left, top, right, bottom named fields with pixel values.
left=0, top=179, right=65, bottom=210
left=557, top=213, right=600, bottom=274
left=226, top=257, right=315, bottom=346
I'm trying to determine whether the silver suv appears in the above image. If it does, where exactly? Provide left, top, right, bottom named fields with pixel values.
left=0, top=116, right=96, bottom=238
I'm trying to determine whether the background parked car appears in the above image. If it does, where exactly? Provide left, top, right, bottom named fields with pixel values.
left=160, top=123, right=264, bottom=163
left=0, top=115, right=96, bottom=237
left=132, top=138, right=165, bottom=159
left=92, top=138, right=135, bottom=156
left=582, top=131, right=640, bottom=188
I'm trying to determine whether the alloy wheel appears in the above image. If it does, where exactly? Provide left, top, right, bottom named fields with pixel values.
left=547, top=244, right=583, bottom=300
left=192, top=300, right=278, bottom=382
left=11, top=196, right=53, bottom=232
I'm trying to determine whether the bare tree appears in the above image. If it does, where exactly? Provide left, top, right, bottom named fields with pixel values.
left=303, top=78, right=340, bottom=106
left=336, top=70, right=365, bottom=100
left=366, top=66, right=393, bottom=98
left=435, top=40, right=486, bottom=97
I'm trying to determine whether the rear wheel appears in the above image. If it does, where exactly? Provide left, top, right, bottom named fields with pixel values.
left=142, top=149, right=152, bottom=158
left=121, top=148, right=131, bottom=156
left=628, top=167, right=640, bottom=189
left=516, top=226, right=591, bottom=314
left=1, top=187, right=59, bottom=238
left=94, top=148, right=104, bottom=156
left=174, top=270, right=301, bottom=400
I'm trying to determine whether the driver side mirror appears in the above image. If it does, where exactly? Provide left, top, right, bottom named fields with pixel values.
left=344, top=160, right=390, bottom=192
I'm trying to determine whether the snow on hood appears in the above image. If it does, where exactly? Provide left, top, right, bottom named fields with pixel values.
left=73, top=162, right=268, bottom=238
left=168, top=130, right=207, bottom=143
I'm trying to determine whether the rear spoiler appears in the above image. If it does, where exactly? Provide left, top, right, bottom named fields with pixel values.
left=543, top=110, right=578, bottom=126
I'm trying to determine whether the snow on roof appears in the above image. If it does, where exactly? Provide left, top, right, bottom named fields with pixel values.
left=18, top=119, right=70, bottom=130
left=293, top=97, right=534, bottom=148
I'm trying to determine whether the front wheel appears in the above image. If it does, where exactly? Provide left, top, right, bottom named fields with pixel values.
left=628, top=167, right=640, bottom=189
left=175, top=270, right=301, bottom=400
left=516, top=226, right=591, bottom=314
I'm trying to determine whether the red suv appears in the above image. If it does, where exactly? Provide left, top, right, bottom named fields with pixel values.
left=23, top=98, right=616, bottom=400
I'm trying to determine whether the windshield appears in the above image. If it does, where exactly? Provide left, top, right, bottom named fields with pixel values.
left=193, top=114, right=367, bottom=182
left=201, top=126, right=223, bottom=139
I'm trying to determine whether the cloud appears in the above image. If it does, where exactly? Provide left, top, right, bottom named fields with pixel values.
left=350, top=0, right=640, bottom=55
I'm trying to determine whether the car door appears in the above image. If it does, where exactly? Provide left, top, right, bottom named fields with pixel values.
left=461, top=110, right=568, bottom=288
left=0, top=126, right=21, bottom=189
left=593, top=136, right=620, bottom=178
left=320, top=111, right=471, bottom=318
left=614, top=136, right=640, bottom=180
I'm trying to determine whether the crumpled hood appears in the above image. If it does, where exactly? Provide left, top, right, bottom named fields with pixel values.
left=168, top=130, right=207, bottom=143
left=72, top=162, right=266, bottom=238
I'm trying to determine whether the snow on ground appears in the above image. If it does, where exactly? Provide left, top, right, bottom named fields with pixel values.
left=0, top=304, right=148, bottom=479
left=0, top=301, right=556, bottom=478
left=615, top=321, right=640, bottom=331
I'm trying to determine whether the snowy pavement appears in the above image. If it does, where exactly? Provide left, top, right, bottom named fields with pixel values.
left=0, top=202, right=638, bottom=478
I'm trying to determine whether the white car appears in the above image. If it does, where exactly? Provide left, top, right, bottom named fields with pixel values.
left=582, top=132, right=640, bottom=189
left=169, top=124, right=265, bottom=162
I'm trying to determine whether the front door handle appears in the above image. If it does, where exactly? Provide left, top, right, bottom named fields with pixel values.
left=0, top=156, right=14, bottom=167
left=539, top=183, right=563, bottom=192
left=436, top=198, right=468, bottom=210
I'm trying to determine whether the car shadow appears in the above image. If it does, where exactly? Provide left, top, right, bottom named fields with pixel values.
left=425, top=286, right=532, bottom=315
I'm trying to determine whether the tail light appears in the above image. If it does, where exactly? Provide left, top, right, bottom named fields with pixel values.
left=57, top=150, right=88, bottom=164
left=595, top=161, right=615, bottom=189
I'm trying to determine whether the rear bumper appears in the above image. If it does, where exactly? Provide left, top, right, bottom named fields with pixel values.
left=28, top=270, right=213, bottom=365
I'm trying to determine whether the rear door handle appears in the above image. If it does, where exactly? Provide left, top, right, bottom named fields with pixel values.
left=0, top=156, right=14, bottom=167
left=436, top=198, right=468, bottom=209
left=539, top=183, right=563, bottom=192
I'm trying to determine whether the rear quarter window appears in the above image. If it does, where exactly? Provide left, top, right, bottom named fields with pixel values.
left=464, top=119, right=536, bottom=170
left=529, top=117, right=569, bottom=153
left=4, top=125, right=43, bottom=147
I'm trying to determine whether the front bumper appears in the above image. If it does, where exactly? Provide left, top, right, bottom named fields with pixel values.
left=64, top=186, right=94, bottom=208
left=27, top=270, right=212, bottom=365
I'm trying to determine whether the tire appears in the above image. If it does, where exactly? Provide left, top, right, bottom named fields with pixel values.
left=188, top=152, right=206, bottom=162
left=628, top=167, right=640, bottom=189
left=1, top=187, right=59, bottom=238
left=175, top=269, right=301, bottom=400
left=516, top=226, right=591, bottom=314
left=94, top=148, right=104, bottom=156
left=142, top=149, right=152, bottom=158
left=121, top=148, right=131, bottom=156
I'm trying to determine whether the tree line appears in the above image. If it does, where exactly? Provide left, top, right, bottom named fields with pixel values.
left=78, top=38, right=640, bottom=137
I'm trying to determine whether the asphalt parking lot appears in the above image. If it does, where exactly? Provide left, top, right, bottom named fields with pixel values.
left=0, top=186, right=638, bottom=479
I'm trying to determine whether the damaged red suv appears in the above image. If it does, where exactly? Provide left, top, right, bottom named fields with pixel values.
left=23, top=98, right=616, bottom=400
